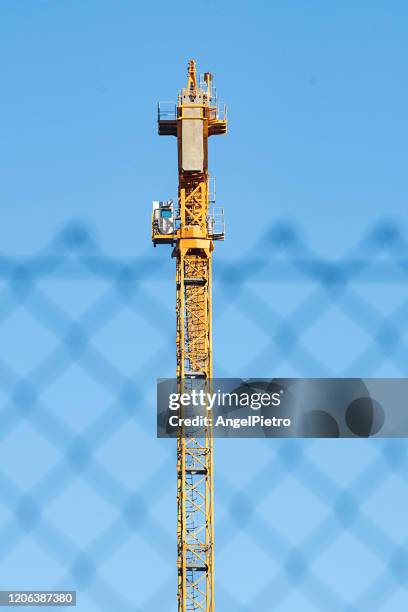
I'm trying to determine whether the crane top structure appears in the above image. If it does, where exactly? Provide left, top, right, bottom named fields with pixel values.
left=152, top=59, right=227, bottom=250
left=152, top=60, right=227, bottom=612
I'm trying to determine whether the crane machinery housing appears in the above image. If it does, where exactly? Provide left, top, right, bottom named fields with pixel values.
left=152, top=60, right=227, bottom=612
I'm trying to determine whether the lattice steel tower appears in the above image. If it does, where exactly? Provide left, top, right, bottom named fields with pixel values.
left=152, top=60, right=227, bottom=611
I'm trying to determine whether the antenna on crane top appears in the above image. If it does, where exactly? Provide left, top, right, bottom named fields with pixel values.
left=204, top=72, right=213, bottom=100
left=187, top=59, right=197, bottom=93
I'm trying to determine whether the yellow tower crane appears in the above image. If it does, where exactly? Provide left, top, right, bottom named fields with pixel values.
left=152, top=60, right=227, bottom=611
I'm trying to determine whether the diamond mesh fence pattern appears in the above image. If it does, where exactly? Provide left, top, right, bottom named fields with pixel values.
left=0, top=220, right=407, bottom=611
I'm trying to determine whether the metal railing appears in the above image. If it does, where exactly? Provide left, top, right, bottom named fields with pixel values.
left=208, top=177, right=216, bottom=204
left=158, top=101, right=176, bottom=121
left=158, top=100, right=227, bottom=124
left=207, top=206, right=225, bottom=239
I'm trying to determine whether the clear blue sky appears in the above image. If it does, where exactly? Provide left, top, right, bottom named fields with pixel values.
left=1, top=0, right=407, bottom=256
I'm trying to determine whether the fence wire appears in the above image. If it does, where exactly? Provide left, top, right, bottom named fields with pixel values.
left=0, top=220, right=407, bottom=611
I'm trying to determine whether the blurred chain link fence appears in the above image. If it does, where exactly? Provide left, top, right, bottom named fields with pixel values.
left=0, top=220, right=407, bottom=611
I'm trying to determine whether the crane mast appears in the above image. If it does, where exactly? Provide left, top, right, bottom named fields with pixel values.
left=153, top=60, right=227, bottom=611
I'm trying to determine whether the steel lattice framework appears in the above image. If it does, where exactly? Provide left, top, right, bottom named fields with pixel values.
left=153, top=60, right=227, bottom=611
